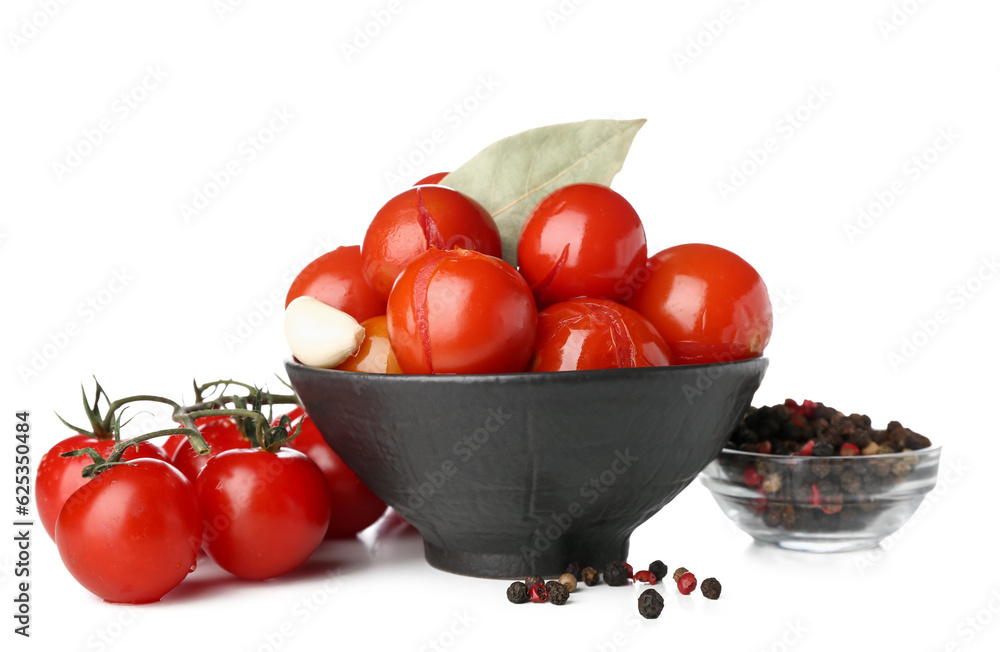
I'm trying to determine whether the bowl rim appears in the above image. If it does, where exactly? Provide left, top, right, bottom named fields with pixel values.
left=285, top=355, right=768, bottom=383
left=709, top=441, right=942, bottom=464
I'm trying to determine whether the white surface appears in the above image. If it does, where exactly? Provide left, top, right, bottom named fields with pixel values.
left=2, top=0, right=998, bottom=649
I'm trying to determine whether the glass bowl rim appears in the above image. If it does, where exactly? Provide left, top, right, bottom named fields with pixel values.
left=710, top=441, right=942, bottom=464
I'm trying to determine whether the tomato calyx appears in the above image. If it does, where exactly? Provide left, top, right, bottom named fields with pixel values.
left=62, top=411, right=209, bottom=479
left=54, top=378, right=117, bottom=441
left=57, top=378, right=305, bottom=479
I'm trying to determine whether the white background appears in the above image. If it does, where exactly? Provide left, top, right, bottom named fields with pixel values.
left=2, top=0, right=999, bottom=650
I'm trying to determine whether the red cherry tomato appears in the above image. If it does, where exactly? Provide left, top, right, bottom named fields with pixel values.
left=336, top=315, right=402, bottom=374
left=36, top=435, right=168, bottom=541
left=196, top=448, right=331, bottom=579
left=55, top=459, right=201, bottom=603
left=387, top=248, right=537, bottom=374
left=414, top=172, right=449, bottom=185
left=285, top=245, right=386, bottom=322
left=361, top=186, right=502, bottom=302
left=628, top=243, right=772, bottom=364
left=517, top=183, right=647, bottom=307
left=170, top=416, right=252, bottom=483
left=289, top=414, right=387, bottom=539
left=531, top=298, right=673, bottom=371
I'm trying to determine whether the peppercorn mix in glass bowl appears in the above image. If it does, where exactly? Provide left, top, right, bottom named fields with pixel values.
left=700, top=400, right=940, bottom=552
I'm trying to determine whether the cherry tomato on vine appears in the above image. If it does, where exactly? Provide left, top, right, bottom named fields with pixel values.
left=531, top=298, right=673, bottom=372
left=285, top=245, right=386, bottom=323
left=414, top=171, right=449, bottom=185
left=628, top=243, right=773, bottom=364
left=196, top=448, right=331, bottom=579
left=387, top=248, right=537, bottom=374
left=362, top=186, right=502, bottom=302
left=37, top=435, right=168, bottom=541
left=288, top=414, right=387, bottom=539
left=336, top=315, right=402, bottom=374
left=170, top=416, right=251, bottom=483
left=55, top=458, right=202, bottom=603
left=517, top=183, right=647, bottom=307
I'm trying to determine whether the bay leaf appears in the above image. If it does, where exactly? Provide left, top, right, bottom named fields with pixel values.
left=441, top=118, right=646, bottom=266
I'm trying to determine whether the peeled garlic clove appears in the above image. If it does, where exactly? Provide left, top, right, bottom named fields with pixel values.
left=285, top=296, right=365, bottom=368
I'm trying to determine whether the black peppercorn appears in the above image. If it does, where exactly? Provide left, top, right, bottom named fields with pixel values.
left=581, top=566, right=600, bottom=586
left=565, top=561, right=582, bottom=581
left=637, top=588, right=664, bottom=619
left=525, top=575, right=543, bottom=589
left=648, top=560, right=668, bottom=582
left=812, top=441, right=835, bottom=457
left=548, top=581, right=570, bottom=605
left=701, top=577, right=722, bottom=600
left=506, top=581, right=529, bottom=604
left=604, top=561, right=629, bottom=586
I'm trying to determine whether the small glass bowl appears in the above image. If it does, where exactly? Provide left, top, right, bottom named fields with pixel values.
left=700, top=444, right=941, bottom=552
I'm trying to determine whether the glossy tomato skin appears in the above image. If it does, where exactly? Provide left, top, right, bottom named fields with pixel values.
left=361, top=186, right=502, bottom=302
left=387, top=248, right=538, bottom=374
left=55, top=459, right=201, bottom=604
left=336, top=315, right=402, bottom=374
left=196, top=448, right=331, bottom=580
left=289, top=414, right=387, bottom=539
left=531, top=298, right=673, bottom=372
left=518, top=183, right=647, bottom=307
left=414, top=172, right=448, bottom=185
left=37, top=435, right=168, bottom=541
left=171, top=416, right=251, bottom=484
left=628, top=243, right=773, bottom=364
left=285, top=245, right=386, bottom=322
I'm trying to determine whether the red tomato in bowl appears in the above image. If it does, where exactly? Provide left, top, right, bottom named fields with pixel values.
left=362, top=186, right=502, bottom=302
left=286, top=245, right=385, bottom=323
left=387, top=248, right=537, bottom=374
left=517, top=183, right=647, bottom=307
left=628, top=243, right=772, bottom=364
left=531, top=298, right=673, bottom=371
left=414, top=171, right=449, bottom=185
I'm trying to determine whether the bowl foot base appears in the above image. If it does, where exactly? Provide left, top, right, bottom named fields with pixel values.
left=423, top=537, right=631, bottom=579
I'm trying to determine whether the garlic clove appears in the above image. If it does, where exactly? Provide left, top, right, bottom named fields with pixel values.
left=284, top=296, right=365, bottom=368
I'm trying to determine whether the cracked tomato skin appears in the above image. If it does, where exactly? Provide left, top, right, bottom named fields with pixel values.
left=55, top=459, right=202, bottom=604
left=517, top=183, right=647, bottom=307
left=530, top=298, right=673, bottom=371
left=288, top=414, right=387, bottom=539
left=361, top=186, right=501, bottom=302
left=387, top=248, right=537, bottom=374
left=196, top=448, right=331, bottom=580
left=36, top=435, right=168, bottom=541
left=628, top=243, right=772, bottom=364
left=285, top=245, right=386, bottom=323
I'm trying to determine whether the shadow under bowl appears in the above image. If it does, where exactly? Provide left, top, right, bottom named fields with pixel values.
left=286, top=357, right=767, bottom=578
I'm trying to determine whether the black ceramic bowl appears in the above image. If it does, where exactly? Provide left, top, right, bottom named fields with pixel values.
left=286, top=357, right=767, bottom=578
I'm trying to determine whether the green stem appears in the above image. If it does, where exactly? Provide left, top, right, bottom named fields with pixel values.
left=105, top=428, right=208, bottom=465
left=185, top=408, right=272, bottom=448
left=102, top=395, right=187, bottom=433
